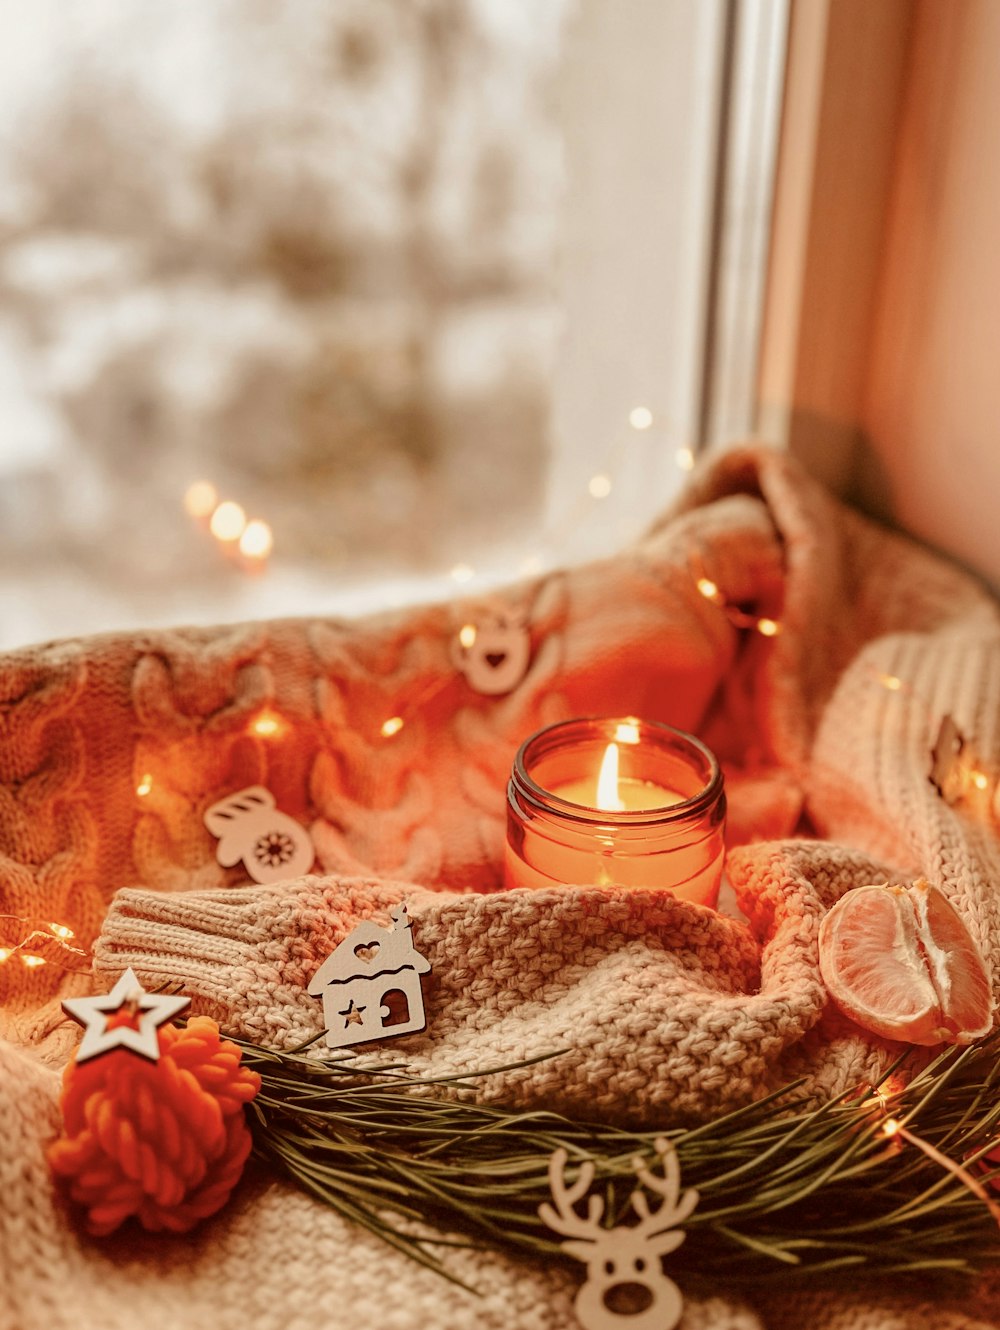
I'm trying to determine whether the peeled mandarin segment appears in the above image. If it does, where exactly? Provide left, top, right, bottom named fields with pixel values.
left=818, top=882, right=995, bottom=1047
left=819, top=886, right=941, bottom=1043
left=911, top=880, right=994, bottom=1042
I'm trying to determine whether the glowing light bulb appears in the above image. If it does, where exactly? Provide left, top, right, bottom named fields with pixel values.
left=596, top=743, right=624, bottom=812
left=697, top=577, right=720, bottom=601
left=21, top=954, right=46, bottom=969
left=971, top=771, right=989, bottom=790
left=183, top=480, right=218, bottom=519
left=381, top=716, right=405, bottom=738
left=136, top=775, right=153, bottom=797
left=675, top=447, right=695, bottom=472
left=210, top=501, right=247, bottom=542
left=880, top=674, right=903, bottom=691
left=614, top=721, right=640, bottom=745
left=882, top=1118, right=902, bottom=1138
left=48, top=923, right=74, bottom=940
left=458, top=624, right=477, bottom=649
left=588, top=474, right=612, bottom=499
left=0, top=948, right=11, bottom=963
left=629, top=406, right=654, bottom=430
left=450, top=564, right=475, bottom=584
left=251, top=713, right=283, bottom=738
left=239, top=519, right=273, bottom=559
left=756, top=617, right=780, bottom=638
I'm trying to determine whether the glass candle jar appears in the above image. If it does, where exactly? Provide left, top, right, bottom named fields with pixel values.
left=504, top=716, right=726, bottom=906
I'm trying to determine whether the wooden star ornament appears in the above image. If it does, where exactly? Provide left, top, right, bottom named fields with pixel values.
left=61, top=968, right=190, bottom=1063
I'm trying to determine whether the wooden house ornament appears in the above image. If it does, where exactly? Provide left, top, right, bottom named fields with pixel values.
left=308, top=904, right=431, bottom=1049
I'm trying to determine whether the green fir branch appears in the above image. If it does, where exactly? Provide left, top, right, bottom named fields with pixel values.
left=231, top=1031, right=1000, bottom=1286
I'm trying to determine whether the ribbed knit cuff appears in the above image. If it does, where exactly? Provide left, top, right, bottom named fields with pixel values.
left=93, top=876, right=426, bottom=1047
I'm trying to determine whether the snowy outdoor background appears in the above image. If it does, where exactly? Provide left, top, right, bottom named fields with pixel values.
left=0, top=0, right=577, bottom=648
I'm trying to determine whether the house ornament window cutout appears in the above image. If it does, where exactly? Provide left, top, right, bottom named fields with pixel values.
left=538, top=1137, right=697, bottom=1330
left=307, top=903, right=431, bottom=1049
left=204, top=785, right=315, bottom=884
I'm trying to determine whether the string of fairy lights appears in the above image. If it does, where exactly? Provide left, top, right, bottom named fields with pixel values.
left=0, top=410, right=787, bottom=971
left=19, top=417, right=988, bottom=967
left=182, top=406, right=695, bottom=580
left=183, top=481, right=274, bottom=569
left=5, top=527, right=1000, bottom=1220
left=0, top=916, right=91, bottom=974
left=7, top=666, right=990, bottom=976
left=871, top=1081, right=1000, bottom=1226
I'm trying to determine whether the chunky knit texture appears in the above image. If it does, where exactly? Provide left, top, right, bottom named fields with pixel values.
left=2, top=446, right=1000, bottom=1329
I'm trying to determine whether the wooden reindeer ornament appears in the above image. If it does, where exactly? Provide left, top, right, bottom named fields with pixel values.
left=539, top=1137, right=698, bottom=1330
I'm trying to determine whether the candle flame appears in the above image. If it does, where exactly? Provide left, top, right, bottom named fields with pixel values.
left=596, top=743, right=624, bottom=811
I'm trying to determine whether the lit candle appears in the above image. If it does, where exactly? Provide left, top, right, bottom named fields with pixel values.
left=504, top=717, right=726, bottom=907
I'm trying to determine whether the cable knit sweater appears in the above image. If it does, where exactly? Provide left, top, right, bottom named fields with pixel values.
left=1, top=446, right=999, bottom=1330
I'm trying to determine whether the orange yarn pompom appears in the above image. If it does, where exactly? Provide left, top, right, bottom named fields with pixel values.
left=48, top=1013, right=261, bottom=1235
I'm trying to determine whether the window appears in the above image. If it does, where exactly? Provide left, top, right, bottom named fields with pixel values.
left=0, top=0, right=787, bottom=649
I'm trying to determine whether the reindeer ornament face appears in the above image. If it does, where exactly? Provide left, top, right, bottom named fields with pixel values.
left=451, top=611, right=531, bottom=696
left=539, top=1138, right=697, bottom=1330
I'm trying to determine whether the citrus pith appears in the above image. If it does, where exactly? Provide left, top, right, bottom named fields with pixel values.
left=817, top=880, right=994, bottom=1046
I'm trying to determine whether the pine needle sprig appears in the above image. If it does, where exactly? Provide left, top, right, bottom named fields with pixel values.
left=233, top=1031, right=1000, bottom=1287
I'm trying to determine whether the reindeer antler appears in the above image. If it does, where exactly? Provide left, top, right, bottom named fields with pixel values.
left=538, top=1147, right=606, bottom=1239
left=629, top=1136, right=699, bottom=1239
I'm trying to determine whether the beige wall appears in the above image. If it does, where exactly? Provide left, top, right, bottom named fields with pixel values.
left=761, top=0, right=1000, bottom=589
left=758, top=0, right=913, bottom=494
left=860, top=0, right=1000, bottom=588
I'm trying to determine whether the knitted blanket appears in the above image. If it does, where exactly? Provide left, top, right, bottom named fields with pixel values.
left=2, top=446, right=999, bottom=1330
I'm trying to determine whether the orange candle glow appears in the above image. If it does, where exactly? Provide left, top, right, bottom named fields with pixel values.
left=504, top=717, right=726, bottom=907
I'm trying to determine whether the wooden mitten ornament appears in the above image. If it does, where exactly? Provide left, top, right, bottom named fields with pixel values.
left=308, top=903, right=431, bottom=1048
left=204, top=785, right=314, bottom=884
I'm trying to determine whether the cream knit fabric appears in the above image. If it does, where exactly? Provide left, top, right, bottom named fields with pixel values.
left=2, top=446, right=999, bottom=1330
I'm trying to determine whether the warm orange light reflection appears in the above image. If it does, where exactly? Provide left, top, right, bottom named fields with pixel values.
left=240, top=519, right=273, bottom=559
left=380, top=716, right=405, bottom=738
left=210, top=501, right=247, bottom=542
left=251, top=713, right=283, bottom=738
left=136, top=774, right=153, bottom=797
left=183, top=480, right=218, bottom=519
